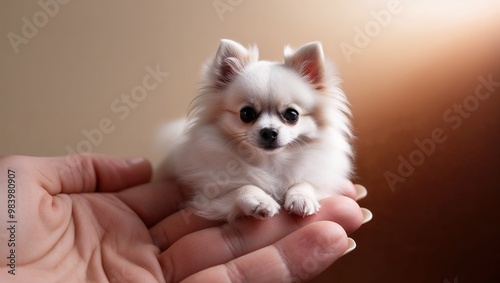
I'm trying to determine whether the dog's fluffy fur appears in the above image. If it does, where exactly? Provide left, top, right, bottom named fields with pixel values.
left=165, top=39, right=353, bottom=222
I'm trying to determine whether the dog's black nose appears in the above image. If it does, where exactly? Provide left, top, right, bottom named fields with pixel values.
left=260, top=128, right=278, bottom=143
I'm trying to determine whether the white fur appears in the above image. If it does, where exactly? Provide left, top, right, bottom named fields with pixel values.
left=165, top=39, right=354, bottom=222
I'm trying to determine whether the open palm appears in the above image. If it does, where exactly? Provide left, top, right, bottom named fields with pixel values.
left=0, top=155, right=367, bottom=283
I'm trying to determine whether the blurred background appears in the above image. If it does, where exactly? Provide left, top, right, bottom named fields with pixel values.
left=1, top=0, right=499, bottom=282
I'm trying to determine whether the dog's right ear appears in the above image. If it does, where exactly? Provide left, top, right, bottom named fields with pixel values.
left=213, top=39, right=258, bottom=87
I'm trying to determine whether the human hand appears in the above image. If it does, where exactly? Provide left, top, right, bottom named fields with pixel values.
left=0, top=154, right=370, bottom=282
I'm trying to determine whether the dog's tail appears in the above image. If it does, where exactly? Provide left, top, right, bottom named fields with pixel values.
left=153, top=118, right=188, bottom=180
left=156, top=118, right=188, bottom=149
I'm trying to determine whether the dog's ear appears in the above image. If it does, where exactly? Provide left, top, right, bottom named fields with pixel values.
left=213, top=39, right=258, bottom=87
left=284, top=42, right=325, bottom=89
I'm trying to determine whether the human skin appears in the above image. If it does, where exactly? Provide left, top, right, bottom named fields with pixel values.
left=0, top=154, right=368, bottom=282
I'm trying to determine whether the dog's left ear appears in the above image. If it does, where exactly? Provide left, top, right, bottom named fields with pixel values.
left=284, top=42, right=325, bottom=88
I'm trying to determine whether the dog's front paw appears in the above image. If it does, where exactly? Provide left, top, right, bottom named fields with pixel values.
left=284, top=183, right=320, bottom=217
left=251, top=199, right=280, bottom=219
left=238, top=189, right=280, bottom=219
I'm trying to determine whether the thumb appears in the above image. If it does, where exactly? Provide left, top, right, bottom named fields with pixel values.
left=39, top=154, right=152, bottom=194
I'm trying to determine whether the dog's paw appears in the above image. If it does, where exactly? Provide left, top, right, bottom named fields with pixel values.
left=239, top=193, right=280, bottom=219
left=284, top=184, right=320, bottom=217
left=251, top=200, right=280, bottom=219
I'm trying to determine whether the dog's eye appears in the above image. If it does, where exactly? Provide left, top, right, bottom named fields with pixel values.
left=240, top=107, right=257, bottom=123
left=283, top=108, right=299, bottom=123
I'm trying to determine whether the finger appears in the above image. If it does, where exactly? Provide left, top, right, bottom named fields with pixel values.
left=149, top=208, right=220, bottom=251
left=354, top=184, right=368, bottom=201
left=115, top=180, right=187, bottom=227
left=302, top=196, right=364, bottom=234
left=38, top=154, right=152, bottom=194
left=152, top=195, right=362, bottom=252
left=335, top=180, right=358, bottom=200
left=156, top=196, right=363, bottom=281
left=150, top=183, right=369, bottom=251
left=180, top=221, right=349, bottom=283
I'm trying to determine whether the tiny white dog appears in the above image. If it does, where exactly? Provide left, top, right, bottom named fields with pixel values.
left=164, top=39, right=354, bottom=222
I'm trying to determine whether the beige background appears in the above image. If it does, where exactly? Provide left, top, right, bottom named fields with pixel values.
left=1, top=1, right=500, bottom=282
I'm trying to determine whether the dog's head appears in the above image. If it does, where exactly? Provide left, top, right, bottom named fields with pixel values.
left=194, top=39, right=345, bottom=155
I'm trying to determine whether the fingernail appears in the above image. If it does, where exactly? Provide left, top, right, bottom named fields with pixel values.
left=361, top=208, right=373, bottom=224
left=354, top=184, right=367, bottom=201
left=126, top=157, right=147, bottom=166
left=342, top=238, right=356, bottom=256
